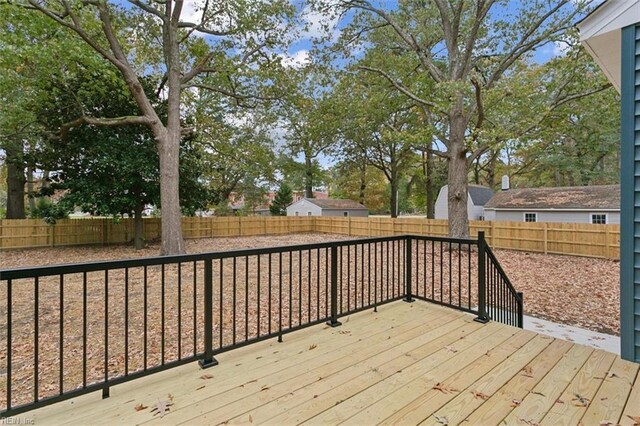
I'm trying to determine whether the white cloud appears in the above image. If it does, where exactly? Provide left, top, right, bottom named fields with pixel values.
left=180, top=0, right=204, bottom=24
left=552, top=40, right=570, bottom=57
left=279, top=49, right=311, bottom=68
left=300, top=5, right=341, bottom=42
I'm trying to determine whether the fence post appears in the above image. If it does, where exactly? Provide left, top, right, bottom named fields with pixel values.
left=543, top=223, right=548, bottom=254
left=199, top=258, right=218, bottom=368
left=474, top=231, right=489, bottom=323
left=326, top=245, right=342, bottom=327
left=404, top=238, right=414, bottom=302
left=517, top=292, right=524, bottom=328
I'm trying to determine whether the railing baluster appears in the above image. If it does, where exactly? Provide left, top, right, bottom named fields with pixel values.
left=278, top=253, right=283, bottom=342
left=219, top=259, right=223, bottom=349
left=245, top=256, right=249, bottom=341
left=103, top=270, right=109, bottom=398
left=83, top=272, right=87, bottom=388
left=125, top=268, right=129, bottom=372
left=144, top=266, right=148, bottom=370
left=161, top=264, right=165, bottom=365
left=233, top=257, right=237, bottom=345
left=177, top=263, right=181, bottom=359
left=34, top=277, right=39, bottom=402
left=7, top=279, right=12, bottom=411
left=268, top=254, right=272, bottom=335
left=298, top=250, right=302, bottom=325
left=374, top=242, right=378, bottom=312
left=308, top=250, right=312, bottom=322
left=59, top=274, right=64, bottom=395
left=193, top=261, right=197, bottom=355
left=257, top=255, right=261, bottom=338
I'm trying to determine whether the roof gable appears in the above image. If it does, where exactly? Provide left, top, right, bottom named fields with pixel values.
left=468, top=185, right=495, bottom=206
left=484, top=185, right=620, bottom=210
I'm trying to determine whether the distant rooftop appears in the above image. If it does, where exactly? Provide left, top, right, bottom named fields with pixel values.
left=303, top=198, right=368, bottom=210
left=484, top=185, right=620, bottom=210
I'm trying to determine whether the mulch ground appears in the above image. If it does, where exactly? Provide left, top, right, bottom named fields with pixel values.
left=0, top=233, right=619, bottom=409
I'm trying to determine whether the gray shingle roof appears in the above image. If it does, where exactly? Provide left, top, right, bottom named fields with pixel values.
left=305, top=198, right=368, bottom=210
left=468, top=185, right=495, bottom=206
left=484, top=185, right=620, bottom=210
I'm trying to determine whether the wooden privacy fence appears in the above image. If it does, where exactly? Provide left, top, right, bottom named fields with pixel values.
left=0, top=216, right=621, bottom=259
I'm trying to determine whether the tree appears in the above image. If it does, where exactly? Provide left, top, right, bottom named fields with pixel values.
left=12, top=0, right=294, bottom=254
left=270, top=183, right=293, bottom=216
left=36, top=73, right=209, bottom=249
left=325, top=0, right=594, bottom=237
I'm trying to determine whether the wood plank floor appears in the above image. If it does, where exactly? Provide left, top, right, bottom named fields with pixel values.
left=14, top=302, right=640, bottom=425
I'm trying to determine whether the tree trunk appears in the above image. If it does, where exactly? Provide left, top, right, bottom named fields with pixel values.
left=447, top=116, right=470, bottom=239
left=358, top=162, right=366, bottom=205
left=389, top=173, right=398, bottom=218
left=424, top=148, right=435, bottom=219
left=133, top=193, right=145, bottom=250
left=304, top=153, right=313, bottom=198
left=5, top=144, right=26, bottom=219
left=156, top=8, right=186, bottom=255
left=26, top=166, right=36, bottom=213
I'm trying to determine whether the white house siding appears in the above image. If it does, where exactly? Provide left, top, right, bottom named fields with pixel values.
left=434, top=186, right=480, bottom=220
left=485, top=210, right=620, bottom=224
left=286, top=199, right=323, bottom=217
left=286, top=199, right=368, bottom=217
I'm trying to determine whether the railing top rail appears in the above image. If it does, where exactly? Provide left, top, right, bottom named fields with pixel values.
left=0, top=234, right=477, bottom=281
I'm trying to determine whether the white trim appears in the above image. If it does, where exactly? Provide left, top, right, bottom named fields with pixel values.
left=590, top=212, right=608, bottom=224
left=523, top=212, right=538, bottom=223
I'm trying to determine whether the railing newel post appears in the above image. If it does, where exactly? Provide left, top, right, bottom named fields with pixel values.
left=199, top=257, right=218, bottom=368
left=474, top=231, right=489, bottom=324
left=326, top=245, right=342, bottom=327
left=404, top=237, right=413, bottom=302
left=517, top=291, right=524, bottom=328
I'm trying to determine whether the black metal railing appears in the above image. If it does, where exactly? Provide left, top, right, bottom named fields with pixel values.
left=0, top=233, right=520, bottom=416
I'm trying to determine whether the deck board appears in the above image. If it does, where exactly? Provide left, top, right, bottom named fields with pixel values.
left=11, top=301, right=638, bottom=426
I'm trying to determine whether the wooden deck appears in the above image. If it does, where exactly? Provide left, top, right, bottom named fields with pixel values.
left=15, top=302, right=640, bottom=425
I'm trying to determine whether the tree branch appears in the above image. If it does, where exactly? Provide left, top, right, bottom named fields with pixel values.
left=59, top=115, right=153, bottom=139
left=358, top=66, right=441, bottom=111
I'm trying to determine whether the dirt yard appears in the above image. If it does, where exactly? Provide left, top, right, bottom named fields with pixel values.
left=0, top=233, right=619, bottom=335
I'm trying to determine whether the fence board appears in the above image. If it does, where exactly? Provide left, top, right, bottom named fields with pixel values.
left=0, top=217, right=621, bottom=259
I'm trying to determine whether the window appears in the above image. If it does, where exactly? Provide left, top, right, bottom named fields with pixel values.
left=343, top=211, right=349, bottom=217
left=477, top=216, right=485, bottom=221
left=591, top=214, right=607, bottom=225
left=524, top=213, right=537, bottom=223
left=307, top=212, right=312, bottom=216
left=295, top=212, right=299, bottom=216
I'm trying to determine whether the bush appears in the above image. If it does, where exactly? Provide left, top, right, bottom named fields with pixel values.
left=30, top=198, right=69, bottom=224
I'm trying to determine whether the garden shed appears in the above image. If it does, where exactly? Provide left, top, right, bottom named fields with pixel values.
left=286, top=198, right=368, bottom=217
left=434, top=184, right=494, bottom=220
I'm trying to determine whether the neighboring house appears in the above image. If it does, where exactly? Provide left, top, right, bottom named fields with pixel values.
left=483, top=185, right=620, bottom=225
left=286, top=198, right=368, bottom=217
left=578, top=0, right=640, bottom=361
left=227, top=191, right=329, bottom=215
left=434, top=185, right=494, bottom=220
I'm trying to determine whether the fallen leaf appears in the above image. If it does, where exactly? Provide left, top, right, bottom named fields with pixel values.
left=200, top=374, right=213, bottom=380
left=195, top=385, right=205, bottom=390
left=626, top=415, right=640, bottom=425
left=261, top=386, right=269, bottom=391
left=555, top=399, right=564, bottom=404
left=521, top=366, right=533, bottom=378
left=530, top=391, right=545, bottom=397
left=434, top=415, right=449, bottom=425
left=599, top=421, right=614, bottom=426
left=309, top=344, right=317, bottom=350
left=511, top=399, right=521, bottom=408
left=134, top=403, right=148, bottom=412
left=518, top=418, right=540, bottom=426
left=150, top=399, right=174, bottom=418
left=471, top=390, right=489, bottom=400
left=571, top=393, right=590, bottom=407
left=444, top=345, right=458, bottom=353
left=432, top=383, right=458, bottom=394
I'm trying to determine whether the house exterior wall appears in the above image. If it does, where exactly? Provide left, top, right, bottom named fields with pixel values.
left=485, top=210, right=620, bottom=224
left=620, top=23, right=640, bottom=362
left=286, top=199, right=322, bottom=217
left=316, top=209, right=368, bottom=217
left=286, top=199, right=368, bottom=217
left=434, top=186, right=482, bottom=220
